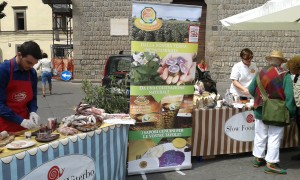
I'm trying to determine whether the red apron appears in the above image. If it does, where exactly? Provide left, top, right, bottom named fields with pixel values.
left=0, top=60, right=33, bottom=132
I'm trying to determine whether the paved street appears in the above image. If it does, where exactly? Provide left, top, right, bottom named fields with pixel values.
left=36, top=79, right=300, bottom=180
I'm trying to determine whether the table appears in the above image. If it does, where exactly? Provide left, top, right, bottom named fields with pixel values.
left=192, top=107, right=300, bottom=156
left=0, top=124, right=129, bottom=180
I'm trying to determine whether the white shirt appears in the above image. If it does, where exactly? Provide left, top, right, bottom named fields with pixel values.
left=36, top=58, right=52, bottom=72
left=229, top=61, right=258, bottom=96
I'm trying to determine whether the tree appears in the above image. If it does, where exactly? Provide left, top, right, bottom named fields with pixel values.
left=0, top=1, right=7, bottom=19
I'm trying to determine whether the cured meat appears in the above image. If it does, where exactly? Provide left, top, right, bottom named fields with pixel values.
left=57, top=127, right=79, bottom=136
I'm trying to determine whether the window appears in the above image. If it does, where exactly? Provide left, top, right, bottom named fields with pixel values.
left=13, top=6, right=27, bottom=31
left=54, top=15, right=67, bottom=30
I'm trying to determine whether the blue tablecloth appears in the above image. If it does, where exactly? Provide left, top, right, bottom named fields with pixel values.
left=0, top=124, right=129, bottom=180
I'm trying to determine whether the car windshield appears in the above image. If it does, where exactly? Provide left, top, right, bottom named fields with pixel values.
left=107, top=57, right=131, bottom=74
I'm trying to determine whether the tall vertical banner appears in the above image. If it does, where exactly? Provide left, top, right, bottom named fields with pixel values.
left=128, top=2, right=202, bottom=175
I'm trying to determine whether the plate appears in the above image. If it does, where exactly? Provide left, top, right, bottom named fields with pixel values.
left=35, top=134, right=60, bottom=142
left=6, top=140, right=36, bottom=150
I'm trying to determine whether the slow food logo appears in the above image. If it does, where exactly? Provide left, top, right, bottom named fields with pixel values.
left=134, top=7, right=162, bottom=31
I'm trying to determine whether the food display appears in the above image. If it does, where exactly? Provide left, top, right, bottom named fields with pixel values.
left=6, top=140, right=36, bottom=150
left=57, top=126, right=79, bottom=136
left=0, top=133, right=15, bottom=147
left=60, top=102, right=105, bottom=133
left=0, top=131, right=9, bottom=140
left=35, top=134, right=60, bottom=142
left=73, top=122, right=102, bottom=132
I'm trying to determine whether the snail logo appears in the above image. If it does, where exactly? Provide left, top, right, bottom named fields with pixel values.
left=246, top=114, right=255, bottom=123
left=13, top=92, right=27, bottom=102
left=47, top=166, right=64, bottom=180
left=134, top=7, right=162, bottom=31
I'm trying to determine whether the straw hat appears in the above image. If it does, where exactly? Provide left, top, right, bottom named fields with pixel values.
left=265, top=50, right=287, bottom=63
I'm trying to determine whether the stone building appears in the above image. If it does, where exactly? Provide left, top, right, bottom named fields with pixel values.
left=71, top=0, right=300, bottom=89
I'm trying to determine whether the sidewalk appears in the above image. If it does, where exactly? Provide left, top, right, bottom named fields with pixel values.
left=36, top=79, right=85, bottom=124
left=36, top=80, right=300, bottom=180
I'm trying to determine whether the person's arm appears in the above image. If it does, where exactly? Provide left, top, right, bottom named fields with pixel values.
left=248, top=73, right=257, bottom=97
left=27, top=69, right=38, bottom=113
left=232, top=80, right=250, bottom=95
left=0, top=64, right=24, bottom=124
left=294, top=79, right=300, bottom=107
left=283, top=73, right=296, bottom=116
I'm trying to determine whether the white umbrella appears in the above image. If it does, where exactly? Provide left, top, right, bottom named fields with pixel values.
left=220, top=0, right=300, bottom=30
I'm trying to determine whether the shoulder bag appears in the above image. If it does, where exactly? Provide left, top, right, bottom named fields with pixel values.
left=256, top=75, right=290, bottom=126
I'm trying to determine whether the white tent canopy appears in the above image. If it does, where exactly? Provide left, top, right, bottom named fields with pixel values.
left=220, top=0, right=300, bottom=30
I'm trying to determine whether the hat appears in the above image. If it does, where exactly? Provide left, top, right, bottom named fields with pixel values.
left=265, top=50, right=287, bottom=63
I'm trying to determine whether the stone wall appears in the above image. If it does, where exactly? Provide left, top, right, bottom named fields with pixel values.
left=72, top=0, right=300, bottom=86
left=205, top=0, right=300, bottom=84
left=72, top=0, right=160, bottom=80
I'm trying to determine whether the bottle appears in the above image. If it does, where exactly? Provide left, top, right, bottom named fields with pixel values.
left=225, top=89, right=233, bottom=106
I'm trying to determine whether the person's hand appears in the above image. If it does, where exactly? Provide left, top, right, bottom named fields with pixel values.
left=30, top=112, right=40, bottom=125
left=157, top=53, right=196, bottom=85
left=20, top=119, right=39, bottom=129
left=177, top=62, right=196, bottom=85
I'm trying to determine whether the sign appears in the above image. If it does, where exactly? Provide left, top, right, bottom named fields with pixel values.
left=21, top=155, right=95, bottom=180
left=224, top=111, right=255, bottom=142
left=60, top=70, right=72, bottom=81
left=128, top=2, right=202, bottom=175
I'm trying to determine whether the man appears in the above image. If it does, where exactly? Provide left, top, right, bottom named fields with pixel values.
left=230, top=48, right=258, bottom=99
left=0, top=41, right=42, bottom=132
left=248, top=50, right=296, bottom=174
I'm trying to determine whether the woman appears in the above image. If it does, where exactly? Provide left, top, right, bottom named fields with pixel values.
left=36, top=53, right=53, bottom=97
left=286, top=55, right=300, bottom=160
left=229, top=48, right=258, bottom=99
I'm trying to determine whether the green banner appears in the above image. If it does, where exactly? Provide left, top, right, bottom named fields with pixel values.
left=128, top=2, right=202, bottom=175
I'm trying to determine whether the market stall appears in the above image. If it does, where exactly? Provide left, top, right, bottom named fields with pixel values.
left=192, top=107, right=300, bottom=156
left=0, top=124, right=129, bottom=180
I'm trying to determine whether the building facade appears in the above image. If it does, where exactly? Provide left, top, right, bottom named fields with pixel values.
left=1, top=0, right=299, bottom=87
left=0, top=0, right=72, bottom=62
left=71, top=0, right=300, bottom=87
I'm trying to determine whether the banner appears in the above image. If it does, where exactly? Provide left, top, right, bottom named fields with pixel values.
left=128, top=2, right=202, bottom=175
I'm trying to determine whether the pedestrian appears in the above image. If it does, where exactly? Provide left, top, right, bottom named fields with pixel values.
left=229, top=48, right=258, bottom=99
left=286, top=55, right=300, bottom=160
left=36, top=52, right=53, bottom=97
left=248, top=50, right=296, bottom=174
left=0, top=40, right=42, bottom=132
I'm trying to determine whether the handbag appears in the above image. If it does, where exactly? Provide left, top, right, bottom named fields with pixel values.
left=256, top=75, right=290, bottom=126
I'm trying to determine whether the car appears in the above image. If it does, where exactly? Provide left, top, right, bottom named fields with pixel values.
left=102, top=51, right=132, bottom=99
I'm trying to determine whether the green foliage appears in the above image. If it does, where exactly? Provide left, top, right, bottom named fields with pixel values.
left=81, top=78, right=129, bottom=114
left=131, top=52, right=165, bottom=85
left=0, top=1, right=7, bottom=19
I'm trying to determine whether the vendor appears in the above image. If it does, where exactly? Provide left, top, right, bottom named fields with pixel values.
left=0, top=41, right=42, bottom=132
left=229, top=48, right=258, bottom=99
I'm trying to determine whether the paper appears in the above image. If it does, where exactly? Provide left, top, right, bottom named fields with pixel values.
left=104, top=119, right=136, bottom=125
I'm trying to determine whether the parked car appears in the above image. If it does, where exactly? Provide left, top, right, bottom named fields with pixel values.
left=102, top=51, right=132, bottom=99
